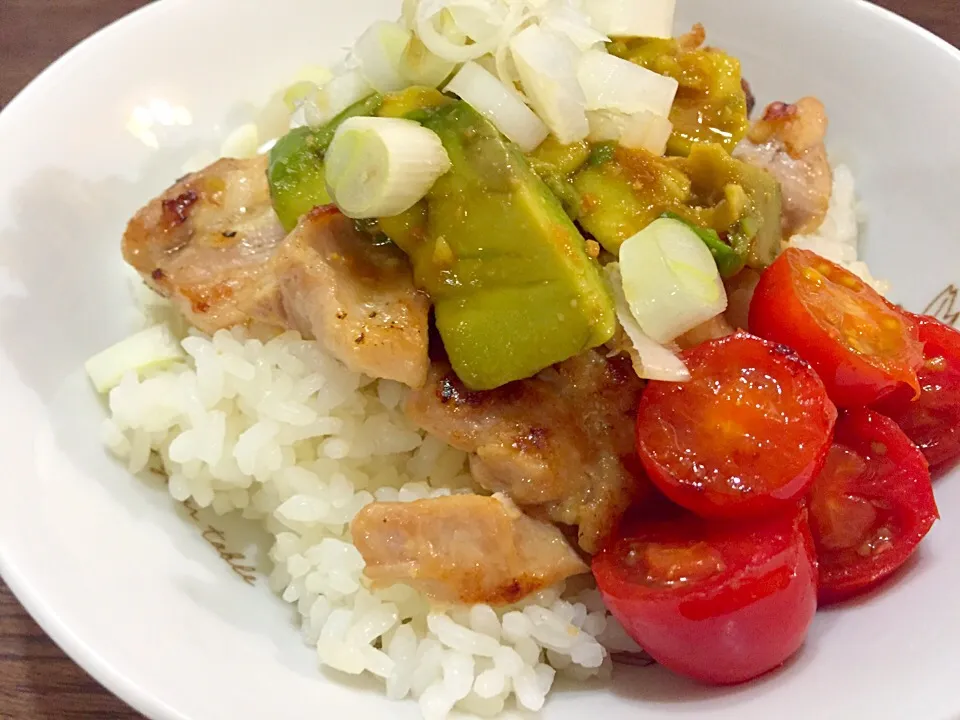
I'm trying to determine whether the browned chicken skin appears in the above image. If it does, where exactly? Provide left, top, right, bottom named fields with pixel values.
left=351, top=494, right=588, bottom=605
left=723, top=268, right=763, bottom=331
left=123, top=157, right=429, bottom=387
left=405, top=350, right=648, bottom=553
left=734, top=97, right=833, bottom=238
left=123, top=156, right=287, bottom=334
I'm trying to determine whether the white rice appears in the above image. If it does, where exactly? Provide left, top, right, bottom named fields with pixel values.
left=103, top=281, right=619, bottom=718
left=787, top=164, right=888, bottom=293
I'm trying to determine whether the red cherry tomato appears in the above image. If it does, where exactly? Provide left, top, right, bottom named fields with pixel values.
left=875, top=313, right=960, bottom=474
left=808, top=408, right=938, bottom=605
left=635, top=332, right=837, bottom=519
left=592, top=507, right=818, bottom=685
left=749, top=248, right=924, bottom=407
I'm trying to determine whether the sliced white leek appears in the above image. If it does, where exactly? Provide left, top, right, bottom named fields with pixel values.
left=619, top=217, right=728, bottom=344
left=604, top=264, right=690, bottom=382
left=85, top=324, right=185, bottom=394
left=279, top=65, right=334, bottom=113
left=257, top=138, right=279, bottom=155
left=618, top=110, right=673, bottom=154
left=282, top=81, right=320, bottom=112
left=445, top=61, right=548, bottom=151
left=400, top=35, right=458, bottom=87
left=400, top=0, right=419, bottom=30
left=219, top=123, right=260, bottom=159
left=578, top=49, right=679, bottom=117
left=510, top=25, right=589, bottom=144
left=582, top=0, right=676, bottom=39
left=538, top=2, right=609, bottom=51
left=587, top=109, right=672, bottom=155
left=325, top=116, right=452, bottom=218
left=494, top=40, right=525, bottom=101
left=304, top=70, right=375, bottom=127
left=447, top=1, right=504, bottom=45
left=289, top=105, right=308, bottom=130
left=261, top=70, right=331, bottom=142
left=354, top=21, right=412, bottom=93
left=586, top=109, right=626, bottom=142
left=291, top=64, right=335, bottom=89
left=416, top=1, right=517, bottom=62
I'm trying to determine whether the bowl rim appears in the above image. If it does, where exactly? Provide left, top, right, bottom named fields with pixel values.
left=2, top=1, right=960, bottom=718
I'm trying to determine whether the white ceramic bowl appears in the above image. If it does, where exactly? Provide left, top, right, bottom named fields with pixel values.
left=2, top=1, right=960, bottom=718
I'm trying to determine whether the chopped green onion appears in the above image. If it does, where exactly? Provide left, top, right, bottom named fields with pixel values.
left=304, top=70, right=374, bottom=127
left=283, top=81, right=320, bottom=112
left=325, top=116, right=452, bottom=218
left=618, top=110, right=673, bottom=155
left=400, top=36, right=457, bottom=88
left=509, top=24, right=589, bottom=144
left=354, top=21, right=412, bottom=93
left=619, top=217, right=728, bottom=343
left=85, top=325, right=185, bottom=393
left=587, top=109, right=673, bottom=155
left=578, top=49, right=678, bottom=117
left=661, top=212, right=745, bottom=278
left=268, top=94, right=384, bottom=231
left=582, top=0, right=676, bottom=39
left=445, top=61, right=549, bottom=152
left=312, top=94, right=385, bottom=154
left=219, top=123, right=260, bottom=159
left=605, top=264, right=690, bottom=382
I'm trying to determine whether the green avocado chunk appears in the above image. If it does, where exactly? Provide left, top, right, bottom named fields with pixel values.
left=677, top=143, right=782, bottom=269
left=525, top=136, right=591, bottom=219
left=267, top=93, right=383, bottom=231
left=388, top=102, right=616, bottom=390
left=572, top=144, right=781, bottom=271
left=573, top=145, right=692, bottom=255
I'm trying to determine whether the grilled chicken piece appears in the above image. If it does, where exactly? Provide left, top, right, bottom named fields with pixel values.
left=123, top=158, right=430, bottom=386
left=406, top=350, right=647, bottom=553
left=123, top=156, right=287, bottom=334
left=255, top=207, right=430, bottom=387
left=734, top=97, right=833, bottom=238
left=724, top=268, right=763, bottom=331
left=351, top=494, right=588, bottom=605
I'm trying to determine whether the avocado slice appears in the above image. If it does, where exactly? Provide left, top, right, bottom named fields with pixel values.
left=400, top=102, right=615, bottom=390
left=572, top=144, right=781, bottom=271
left=573, top=145, right=692, bottom=255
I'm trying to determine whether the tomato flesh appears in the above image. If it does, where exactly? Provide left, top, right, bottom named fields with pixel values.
left=808, top=408, right=938, bottom=604
left=875, top=313, right=960, bottom=474
left=749, top=248, right=924, bottom=407
left=592, top=507, right=818, bottom=685
left=635, top=332, right=837, bottom=519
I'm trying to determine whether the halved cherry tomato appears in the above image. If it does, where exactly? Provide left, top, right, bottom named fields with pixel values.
left=635, top=332, right=837, bottom=519
left=749, top=248, right=924, bottom=407
left=592, top=506, right=818, bottom=685
left=808, top=408, right=938, bottom=605
left=875, top=313, right=960, bottom=474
